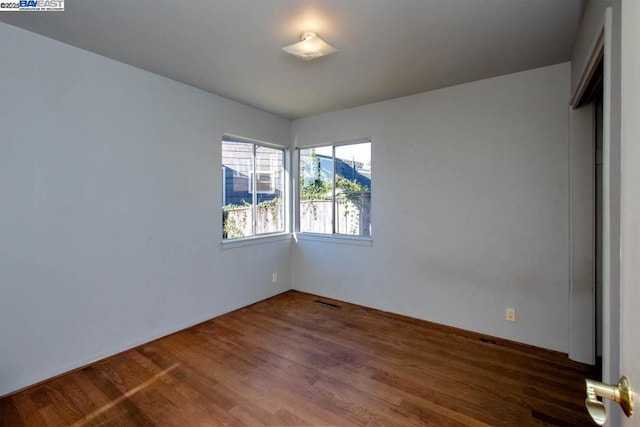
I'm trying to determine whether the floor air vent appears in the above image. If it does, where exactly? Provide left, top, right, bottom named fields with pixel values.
left=314, top=300, right=341, bottom=309
left=479, top=337, right=497, bottom=345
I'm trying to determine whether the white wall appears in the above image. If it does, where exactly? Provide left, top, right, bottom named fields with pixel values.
left=0, top=23, right=291, bottom=397
left=292, top=63, right=571, bottom=352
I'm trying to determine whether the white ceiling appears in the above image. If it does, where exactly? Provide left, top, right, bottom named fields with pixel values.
left=0, top=0, right=584, bottom=119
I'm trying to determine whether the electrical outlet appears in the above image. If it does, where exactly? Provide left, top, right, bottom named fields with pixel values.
left=272, top=273, right=278, bottom=283
left=506, top=308, right=516, bottom=322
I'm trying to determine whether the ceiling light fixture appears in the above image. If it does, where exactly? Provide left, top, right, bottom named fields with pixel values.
left=282, top=32, right=337, bottom=60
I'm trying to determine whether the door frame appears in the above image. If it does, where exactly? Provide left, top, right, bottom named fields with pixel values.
left=569, top=7, right=620, bottom=382
left=569, top=5, right=621, bottom=422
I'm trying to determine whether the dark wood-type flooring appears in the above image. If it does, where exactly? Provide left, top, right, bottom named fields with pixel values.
left=0, top=290, right=597, bottom=426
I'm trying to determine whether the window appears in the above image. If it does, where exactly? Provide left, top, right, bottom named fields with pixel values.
left=299, top=139, right=371, bottom=236
left=222, top=136, right=285, bottom=239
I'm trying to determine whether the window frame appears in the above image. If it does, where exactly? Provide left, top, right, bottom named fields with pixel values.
left=221, top=166, right=227, bottom=205
left=222, top=134, right=287, bottom=242
left=296, top=137, right=372, bottom=240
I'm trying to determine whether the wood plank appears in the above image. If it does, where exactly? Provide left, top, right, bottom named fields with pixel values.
left=0, top=290, right=595, bottom=426
left=0, top=396, right=24, bottom=427
left=10, top=394, right=47, bottom=426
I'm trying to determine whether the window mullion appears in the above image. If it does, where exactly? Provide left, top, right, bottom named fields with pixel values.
left=252, top=144, right=257, bottom=236
left=332, top=145, right=336, bottom=235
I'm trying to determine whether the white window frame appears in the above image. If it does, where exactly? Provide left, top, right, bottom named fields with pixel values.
left=221, top=166, right=227, bottom=205
left=296, top=137, right=372, bottom=241
left=222, top=134, right=287, bottom=241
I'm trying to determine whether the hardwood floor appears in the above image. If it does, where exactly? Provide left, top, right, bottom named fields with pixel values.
left=0, top=290, right=596, bottom=426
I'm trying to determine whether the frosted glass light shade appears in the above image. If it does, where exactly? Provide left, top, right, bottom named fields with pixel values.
left=282, top=32, right=337, bottom=60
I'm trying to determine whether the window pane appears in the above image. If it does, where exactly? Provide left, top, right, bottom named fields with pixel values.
left=299, top=146, right=333, bottom=233
left=222, top=139, right=253, bottom=239
left=335, top=142, right=371, bottom=236
left=256, top=146, right=284, bottom=235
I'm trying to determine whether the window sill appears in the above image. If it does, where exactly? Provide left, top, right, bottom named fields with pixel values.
left=221, top=233, right=291, bottom=250
left=294, top=233, right=373, bottom=247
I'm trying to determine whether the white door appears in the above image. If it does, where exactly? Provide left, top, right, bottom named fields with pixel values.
left=620, top=0, right=640, bottom=425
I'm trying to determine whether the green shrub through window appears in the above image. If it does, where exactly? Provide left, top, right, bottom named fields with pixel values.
left=299, top=139, right=371, bottom=236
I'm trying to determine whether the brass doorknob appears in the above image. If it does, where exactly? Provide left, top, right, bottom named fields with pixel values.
left=585, top=376, right=634, bottom=425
